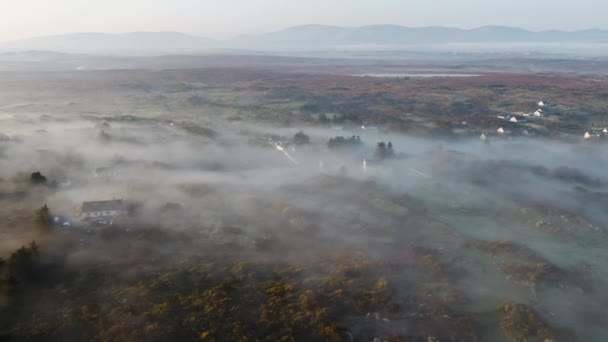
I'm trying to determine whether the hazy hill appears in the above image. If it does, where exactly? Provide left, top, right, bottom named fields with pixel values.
left=231, top=25, right=608, bottom=49
left=2, top=26, right=608, bottom=55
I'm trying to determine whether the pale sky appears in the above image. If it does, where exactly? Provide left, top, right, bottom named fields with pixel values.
left=1, top=0, right=606, bottom=41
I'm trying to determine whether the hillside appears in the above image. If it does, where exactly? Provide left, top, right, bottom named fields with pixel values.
left=2, top=26, right=608, bottom=55
left=231, top=25, right=608, bottom=50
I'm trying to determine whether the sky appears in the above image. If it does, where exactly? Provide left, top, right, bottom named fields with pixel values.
left=1, top=0, right=606, bottom=41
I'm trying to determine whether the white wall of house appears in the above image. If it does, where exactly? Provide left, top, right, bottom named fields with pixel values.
left=81, top=210, right=127, bottom=220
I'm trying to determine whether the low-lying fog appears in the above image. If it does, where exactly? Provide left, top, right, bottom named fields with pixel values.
left=2, top=116, right=607, bottom=225
left=1, top=113, right=608, bottom=340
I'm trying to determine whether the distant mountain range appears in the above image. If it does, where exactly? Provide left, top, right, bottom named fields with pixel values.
left=233, top=25, right=608, bottom=48
left=2, top=25, right=608, bottom=55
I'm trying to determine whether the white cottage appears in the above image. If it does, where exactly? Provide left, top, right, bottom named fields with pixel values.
left=81, top=199, right=128, bottom=220
left=538, top=100, right=552, bottom=107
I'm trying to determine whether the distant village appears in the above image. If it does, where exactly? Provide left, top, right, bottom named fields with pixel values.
left=479, top=99, right=608, bottom=142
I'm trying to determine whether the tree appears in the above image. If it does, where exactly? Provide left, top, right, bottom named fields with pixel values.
left=293, top=131, right=310, bottom=145
left=7, top=241, right=40, bottom=283
left=375, top=141, right=395, bottom=159
left=35, top=204, right=52, bottom=232
left=30, top=171, right=47, bottom=185
left=318, top=113, right=331, bottom=125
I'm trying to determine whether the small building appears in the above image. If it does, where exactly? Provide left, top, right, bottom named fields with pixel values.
left=81, top=199, right=128, bottom=221
left=480, top=133, right=487, bottom=141
left=512, top=115, right=527, bottom=123
left=534, top=109, right=544, bottom=117
left=497, top=127, right=505, bottom=134
left=604, top=128, right=608, bottom=134
left=584, top=131, right=592, bottom=139
left=584, top=131, right=603, bottom=140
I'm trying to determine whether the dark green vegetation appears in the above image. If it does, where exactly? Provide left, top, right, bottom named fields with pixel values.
left=497, top=302, right=561, bottom=342
left=29, top=172, right=47, bottom=185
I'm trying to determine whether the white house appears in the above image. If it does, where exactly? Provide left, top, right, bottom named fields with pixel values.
left=497, top=127, right=505, bottom=134
left=534, top=109, right=544, bottom=117
left=81, top=199, right=128, bottom=220
left=538, top=100, right=552, bottom=107
left=604, top=128, right=608, bottom=134
left=480, top=133, right=487, bottom=141
left=510, top=116, right=518, bottom=123
left=584, top=131, right=593, bottom=139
